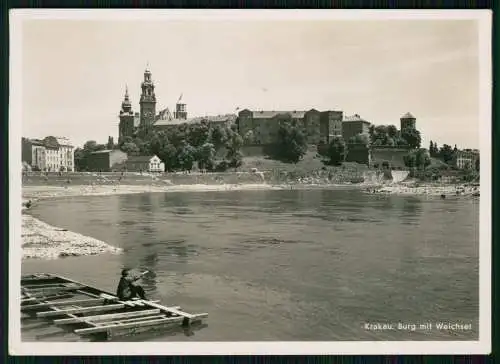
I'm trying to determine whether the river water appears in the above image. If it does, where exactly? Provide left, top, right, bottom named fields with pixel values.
left=23, top=188, right=479, bottom=341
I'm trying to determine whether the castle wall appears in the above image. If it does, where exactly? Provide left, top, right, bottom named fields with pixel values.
left=370, top=146, right=411, bottom=168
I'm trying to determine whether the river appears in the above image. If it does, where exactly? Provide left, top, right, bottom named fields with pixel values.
left=22, top=188, right=479, bottom=341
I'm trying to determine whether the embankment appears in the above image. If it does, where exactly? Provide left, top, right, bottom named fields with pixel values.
left=21, top=211, right=122, bottom=260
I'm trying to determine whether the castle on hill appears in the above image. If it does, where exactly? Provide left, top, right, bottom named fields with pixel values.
left=118, top=67, right=236, bottom=142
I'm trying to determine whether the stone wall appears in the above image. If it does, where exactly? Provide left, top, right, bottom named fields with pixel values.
left=371, top=146, right=411, bottom=168
left=346, top=143, right=370, bottom=165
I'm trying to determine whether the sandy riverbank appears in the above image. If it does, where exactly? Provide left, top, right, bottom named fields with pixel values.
left=369, top=182, right=480, bottom=197
left=22, top=183, right=286, bottom=201
left=21, top=212, right=122, bottom=260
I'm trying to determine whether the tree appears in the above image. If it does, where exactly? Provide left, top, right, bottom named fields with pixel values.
left=159, top=144, right=178, bottom=172
left=187, top=122, right=210, bottom=148
left=74, top=140, right=106, bottom=171
left=107, top=136, right=114, bottom=150
left=395, top=137, right=409, bottom=147
left=387, top=125, right=398, bottom=138
left=177, top=142, right=196, bottom=171
left=243, top=130, right=256, bottom=145
left=374, top=125, right=388, bottom=137
left=325, top=137, right=347, bottom=166
left=74, top=147, right=87, bottom=171
left=149, top=131, right=169, bottom=156
left=475, top=155, right=480, bottom=172
left=415, top=148, right=431, bottom=170
left=401, top=128, right=422, bottom=149
left=368, top=125, right=376, bottom=143
left=121, top=142, right=140, bottom=155
left=210, top=126, right=228, bottom=149
left=227, top=150, right=243, bottom=170
left=348, top=133, right=370, bottom=145
left=275, top=122, right=308, bottom=163
left=119, top=136, right=134, bottom=148
left=197, top=142, right=216, bottom=171
left=403, top=152, right=416, bottom=169
left=385, top=137, right=395, bottom=146
left=439, top=144, right=454, bottom=164
left=226, top=129, right=243, bottom=152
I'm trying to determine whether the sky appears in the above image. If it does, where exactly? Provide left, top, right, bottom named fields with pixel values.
left=21, top=17, right=481, bottom=149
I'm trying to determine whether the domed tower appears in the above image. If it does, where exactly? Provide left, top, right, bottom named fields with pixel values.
left=400, top=112, right=416, bottom=131
left=174, top=93, right=187, bottom=120
left=139, top=65, right=157, bottom=129
left=118, top=85, right=135, bottom=142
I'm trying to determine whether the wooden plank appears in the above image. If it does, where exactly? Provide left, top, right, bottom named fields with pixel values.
left=107, top=315, right=166, bottom=325
left=74, top=316, right=184, bottom=335
left=21, top=293, right=74, bottom=302
left=22, top=298, right=111, bottom=311
left=37, top=303, right=126, bottom=318
left=144, top=301, right=205, bottom=320
left=21, top=275, right=57, bottom=283
left=37, top=301, right=98, bottom=329
left=23, top=285, right=84, bottom=294
left=23, top=283, right=68, bottom=289
left=53, top=309, right=162, bottom=325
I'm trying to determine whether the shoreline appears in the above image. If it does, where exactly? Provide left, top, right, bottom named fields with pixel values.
left=21, top=212, right=122, bottom=260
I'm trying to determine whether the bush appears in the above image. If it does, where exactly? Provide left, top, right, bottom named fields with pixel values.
left=324, top=137, right=347, bottom=166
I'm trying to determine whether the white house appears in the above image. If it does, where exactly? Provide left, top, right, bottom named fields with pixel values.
left=125, top=155, right=165, bottom=173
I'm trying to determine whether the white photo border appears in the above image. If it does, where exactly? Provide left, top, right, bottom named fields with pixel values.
left=8, top=9, right=492, bottom=356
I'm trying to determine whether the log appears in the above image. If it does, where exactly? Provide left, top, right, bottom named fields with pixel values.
left=74, top=316, right=184, bottom=335
left=37, top=303, right=125, bottom=317
left=53, top=309, right=162, bottom=325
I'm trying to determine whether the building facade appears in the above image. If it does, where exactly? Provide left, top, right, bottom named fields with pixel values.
left=21, top=136, right=75, bottom=172
left=341, top=114, right=371, bottom=142
left=453, top=149, right=479, bottom=169
left=237, top=109, right=344, bottom=145
left=125, top=155, right=165, bottom=173
left=87, top=149, right=128, bottom=172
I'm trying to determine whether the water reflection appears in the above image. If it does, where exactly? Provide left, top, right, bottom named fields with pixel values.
left=25, top=189, right=478, bottom=341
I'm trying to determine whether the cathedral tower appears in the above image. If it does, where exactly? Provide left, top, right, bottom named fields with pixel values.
left=139, top=66, right=157, bottom=131
left=118, top=85, right=135, bottom=143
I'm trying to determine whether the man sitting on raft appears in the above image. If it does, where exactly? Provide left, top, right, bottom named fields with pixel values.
left=116, top=268, right=148, bottom=301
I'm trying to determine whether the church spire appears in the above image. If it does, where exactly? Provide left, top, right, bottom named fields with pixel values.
left=121, top=84, right=132, bottom=112
left=124, top=84, right=130, bottom=101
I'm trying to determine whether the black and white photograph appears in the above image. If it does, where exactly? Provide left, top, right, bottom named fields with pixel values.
left=9, top=9, right=491, bottom=355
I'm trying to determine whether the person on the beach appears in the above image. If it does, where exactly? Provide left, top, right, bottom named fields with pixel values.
left=116, top=268, right=147, bottom=301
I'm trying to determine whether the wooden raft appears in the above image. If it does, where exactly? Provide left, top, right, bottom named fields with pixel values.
left=21, top=273, right=208, bottom=339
